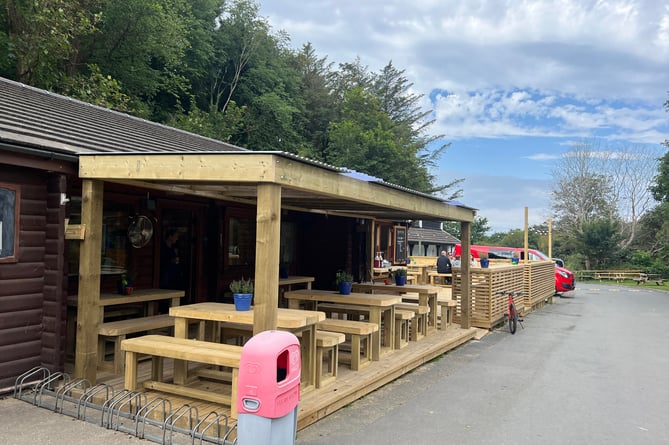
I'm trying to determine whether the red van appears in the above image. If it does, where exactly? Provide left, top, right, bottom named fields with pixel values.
left=454, top=244, right=575, bottom=294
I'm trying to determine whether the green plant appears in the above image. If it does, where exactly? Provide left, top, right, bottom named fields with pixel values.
left=478, top=252, right=489, bottom=260
left=230, top=277, right=254, bottom=294
left=335, top=270, right=354, bottom=285
left=393, top=268, right=407, bottom=277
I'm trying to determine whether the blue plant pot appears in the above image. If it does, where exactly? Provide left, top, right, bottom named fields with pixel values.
left=233, top=293, right=253, bottom=311
left=480, top=259, right=490, bottom=268
left=395, top=275, right=407, bottom=286
left=339, top=282, right=353, bottom=295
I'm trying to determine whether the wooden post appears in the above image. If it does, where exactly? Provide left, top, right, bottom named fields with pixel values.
left=523, top=207, right=529, bottom=264
left=547, top=218, right=552, bottom=259
left=74, top=179, right=103, bottom=384
left=460, top=221, right=471, bottom=329
left=253, top=183, right=281, bottom=335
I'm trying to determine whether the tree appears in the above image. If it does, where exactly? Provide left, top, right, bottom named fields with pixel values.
left=573, top=218, right=624, bottom=269
left=4, top=0, right=100, bottom=88
left=293, top=43, right=337, bottom=160
left=442, top=216, right=491, bottom=244
left=551, top=144, right=617, bottom=235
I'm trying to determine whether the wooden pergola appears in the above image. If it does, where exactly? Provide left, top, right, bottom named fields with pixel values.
left=75, top=151, right=477, bottom=383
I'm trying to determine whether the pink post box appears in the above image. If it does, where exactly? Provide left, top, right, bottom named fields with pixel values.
left=237, top=330, right=301, bottom=419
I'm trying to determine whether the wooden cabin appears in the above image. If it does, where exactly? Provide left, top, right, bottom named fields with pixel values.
left=0, top=77, right=478, bottom=393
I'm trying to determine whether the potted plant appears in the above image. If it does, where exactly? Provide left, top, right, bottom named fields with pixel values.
left=335, top=270, right=354, bottom=295
left=394, top=268, right=408, bottom=286
left=230, top=277, right=254, bottom=310
left=384, top=269, right=393, bottom=285
left=479, top=252, right=490, bottom=268
left=511, top=251, right=519, bottom=265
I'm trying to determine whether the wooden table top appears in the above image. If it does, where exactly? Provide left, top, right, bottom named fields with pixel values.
left=284, top=289, right=402, bottom=306
left=169, top=302, right=324, bottom=328
left=351, top=282, right=440, bottom=294
left=68, top=288, right=184, bottom=307
left=279, top=276, right=315, bottom=286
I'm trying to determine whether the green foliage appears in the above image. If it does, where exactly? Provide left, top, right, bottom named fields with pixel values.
left=651, top=151, right=669, bottom=202
left=393, top=268, right=407, bottom=277
left=230, top=277, right=254, bottom=294
left=442, top=216, right=490, bottom=243
left=2, top=0, right=461, bottom=198
left=335, top=270, right=354, bottom=285
left=573, top=218, right=624, bottom=269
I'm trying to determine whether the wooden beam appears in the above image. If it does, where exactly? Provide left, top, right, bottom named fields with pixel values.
left=74, top=179, right=103, bottom=383
left=253, top=183, right=281, bottom=334
left=460, top=222, right=471, bottom=329
left=79, top=153, right=475, bottom=223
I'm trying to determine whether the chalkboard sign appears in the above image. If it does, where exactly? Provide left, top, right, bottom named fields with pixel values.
left=0, top=184, right=19, bottom=262
left=393, top=225, right=407, bottom=264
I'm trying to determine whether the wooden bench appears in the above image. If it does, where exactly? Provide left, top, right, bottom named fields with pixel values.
left=121, top=335, right=242, bottom=418
left=428, top=272, right=452, bottom=286
left=437, top=299, right=457, bottom=330
left=98, top=314, right=175, bottom=373
left=314, top=331, right=345, bottom=388
left=394, top=309, right=414, bottom=349
left=317, top=303, right=369, bottom=321
left=394, top=303, right=429, bottom=341
left=317, top=319, right=378, bottom=370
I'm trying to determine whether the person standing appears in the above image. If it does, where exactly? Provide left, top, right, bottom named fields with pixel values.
left=436, top=250, right=452, bottom=284
left=160, top=228, right=181, bottom=289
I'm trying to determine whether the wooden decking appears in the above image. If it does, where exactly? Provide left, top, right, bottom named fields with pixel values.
left=88, top=322, right=478, bottom=431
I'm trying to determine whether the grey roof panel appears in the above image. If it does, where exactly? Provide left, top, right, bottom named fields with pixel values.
left=0, top=78, right=247, bottom=156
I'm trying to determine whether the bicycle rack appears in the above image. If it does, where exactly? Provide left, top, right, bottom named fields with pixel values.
left=11, top=367, right=238, bottom=444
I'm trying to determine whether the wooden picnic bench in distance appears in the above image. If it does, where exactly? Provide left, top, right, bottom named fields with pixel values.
left=121, top=335, right=243, bottom=418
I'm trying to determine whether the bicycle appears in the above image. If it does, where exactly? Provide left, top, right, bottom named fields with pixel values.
left=495, top=290, right=524, bottom=334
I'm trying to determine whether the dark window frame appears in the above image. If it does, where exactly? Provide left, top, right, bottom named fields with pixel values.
left=0, top=183, right=20, bottom=263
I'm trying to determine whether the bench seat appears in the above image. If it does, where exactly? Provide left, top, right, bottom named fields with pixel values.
left=394, top=309, right=414, bottom=349
left=437, top=299, right=457, bottom=330
left=98, top=314, right=175, bottom=373
left=317, top=303, right=369, bottom=321
left=317, top=319, right=378, bottom=370
left=394, top=303, right=429, bottom=340
left=121, top=335, right=242, bottom=418
left=314, top=331, right=345, bottom=388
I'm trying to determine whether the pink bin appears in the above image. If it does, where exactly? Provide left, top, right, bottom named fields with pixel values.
left=237, top=330, right=301, bottom=418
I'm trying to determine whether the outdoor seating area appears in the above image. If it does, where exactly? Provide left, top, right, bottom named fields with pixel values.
left=81, top=279, right=466, bottom=424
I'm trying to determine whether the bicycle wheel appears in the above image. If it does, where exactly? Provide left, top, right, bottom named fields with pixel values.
left=508, top=303, right=518, bottom=334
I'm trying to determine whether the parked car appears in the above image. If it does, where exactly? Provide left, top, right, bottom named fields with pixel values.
left=454, top=244, right=575, bottom=294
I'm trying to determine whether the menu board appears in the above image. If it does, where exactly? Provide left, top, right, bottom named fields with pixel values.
left=393, top=225, right=407, bottom=264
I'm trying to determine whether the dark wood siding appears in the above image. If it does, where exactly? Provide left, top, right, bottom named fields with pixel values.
left=0, top=165, right=65, bottom=390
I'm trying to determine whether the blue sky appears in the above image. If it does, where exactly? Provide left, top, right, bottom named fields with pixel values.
left=257, top=0, right=669, bottom=232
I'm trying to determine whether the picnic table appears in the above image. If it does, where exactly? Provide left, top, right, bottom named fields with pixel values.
left=284, top=289, right=402, bottom=357
left=351, top=282, right=440, bottom=333
left=169, top=302, right=324, bottom=390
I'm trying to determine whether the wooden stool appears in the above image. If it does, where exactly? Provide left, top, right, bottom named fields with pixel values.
left=318, top=319, right=378, bottom=370
left=395, top=303, right=429, bottom=341
left=315, top=330, right=345, bottom=388
left=438, top=299, right=457, bottom=329
left=394, top=309, right=414, bottom=349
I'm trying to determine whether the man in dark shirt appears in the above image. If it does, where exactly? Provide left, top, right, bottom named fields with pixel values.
left=436, top=250, right=452, bottom=284
left=436, top=250, right=452, bottom=273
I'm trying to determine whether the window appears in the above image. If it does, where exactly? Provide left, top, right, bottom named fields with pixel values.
left=0, top=184, right=19, bottom=263
left=228, top=215, right=255, bottom=266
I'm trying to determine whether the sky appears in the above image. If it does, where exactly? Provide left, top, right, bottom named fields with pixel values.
left=257, top=0, right=669, bottom=232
